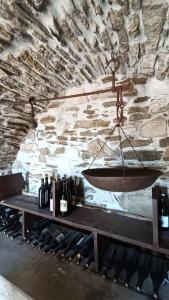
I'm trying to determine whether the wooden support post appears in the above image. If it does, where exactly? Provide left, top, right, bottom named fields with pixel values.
left=94, top=232, right=99, bottom=273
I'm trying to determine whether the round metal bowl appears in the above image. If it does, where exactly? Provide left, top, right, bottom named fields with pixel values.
left=82, top=168, right=162, bottom=192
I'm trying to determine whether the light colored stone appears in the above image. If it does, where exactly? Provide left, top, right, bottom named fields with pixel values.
left=74, top=120, right=110, bottom=129
left=129, top=113, right=151, bottom=121
left=40, top=116, right=55, bottom=124
left=128, top=14, right=140, bottom=36
left=118, top=188, right=152, bottom=218
left=139, top=116, right=167, bottom=138
left=142, top=0, right=168, bottom=50
left=87, top=138, right=115, bottom=159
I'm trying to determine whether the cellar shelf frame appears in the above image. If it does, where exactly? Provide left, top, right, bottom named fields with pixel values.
left=0, top=173, right=169, bottom=273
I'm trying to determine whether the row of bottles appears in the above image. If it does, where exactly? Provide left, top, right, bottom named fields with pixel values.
left=158, top=188, right=169, bottom=230
left=38, top=174, right=77, bottom=217
left=0, top=206, right=22, bottom=239
left=25, top=219, right=94, bottom=268
left=101, top=242, right=169, bottom=299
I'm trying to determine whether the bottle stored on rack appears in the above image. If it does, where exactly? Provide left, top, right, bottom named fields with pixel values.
left=150, top=256, right=169, bottom=299
left=60, top=191, right=68, bottom=217
left=55, top=177, right=63, bottom=215
left=159, top=189, right=169, bottom=230
left=101, top=243, right=116, bottom=278
left=113, top=246, right=126, bottom=283
left=38, top=178, right=46, bottom=209
left=52, top=232, right=73, bottom=256
left=59, top=232, right=82, bottom=259
left=136, top=252, right=152, bottom=292
left=50, top=178, right=55, bottom=213
left=124, top=248, right=138, bottom=288
left=44, top=174, right=50, bottom=208
left=80, top=249, right=94, bottom=269
left=43, top=232, right=65, bottom=254
left=65, top=235, right=87, bottom=261
left=77, top=233, right=94, bottom=259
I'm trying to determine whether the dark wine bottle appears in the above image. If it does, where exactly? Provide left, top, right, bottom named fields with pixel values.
left=65, top=235, right=87, bottom=261
left=77, top=234, right=94, bottom=259
left=55, top=177, right=63, bottom=215
left=42, top=232, right=65, bottom=254
left=159, top=189, right=169, bottom=230
left=52, top=232, right=74, bottom=256
left=82, top=249, right=94, bottom=269
left=124, top=248, right=138, bottom=287
left=44, top=174, right=50, bottom=208
left=136, top=252, right=152, bottom=292
left=38, top=178, right=46, bottom=209
left=59, top=232, right=82, bottom=259
left=113, top=246, right=126, bottom=283
left=150, top=256, right=168, bottom=299
left=60, top=195, right=68, bottom=217
left=11, top=230, right=21, bottom=240
left=101, top=243, right=116, bottom=278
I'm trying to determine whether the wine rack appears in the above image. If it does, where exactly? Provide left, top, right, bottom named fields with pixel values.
left=0, top=173, right=169, bottom=299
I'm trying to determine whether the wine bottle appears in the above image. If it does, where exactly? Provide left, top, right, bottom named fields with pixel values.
left=101, top=243, right=116, bottom=278
left=50, top=178, right=55, bottom=213
left=150, top=256, right=168, bottom=299
left=77, top=234, right=94, bottom=259
left=43, top=232, right=65, bottom=254
left=6, top=224, right=21, bottom=238
left=55, top=177, right=63, bottom=215
left=65, top=235, right=87, bottom=261
left=38, top=178, right=46, bottom=209
left=58, top=232, right=82, bottom=259
left=124, top=248, right=138, bottom=287
left=136, top=252, right=152, bottom=292
left=44, top=174, right=50, bottom=208
left=52, top=232, right=74, bottom=256
left=60, top=194, right=68, bottom=217
left=11, top=230, right=21, bottom=240
left=81, top=249, right=94, bottom=269
left=159, top=189, right=169, bottom=230
left=113, top=246, right=126, bottom=283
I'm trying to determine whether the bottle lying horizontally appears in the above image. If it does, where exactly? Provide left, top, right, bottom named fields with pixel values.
left=150, top=256, right=169, bottom=299
left=0, top=208, right=22, bottom=240
left=136, top=252, right=152, bottom=292
left=124, top=248, right=138, bottom=288
left=101, top=243, right=116, bottom=279
left=77, top=234, right=94, bottom=259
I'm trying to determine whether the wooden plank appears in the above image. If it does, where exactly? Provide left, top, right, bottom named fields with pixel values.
left=1, top=195, right=154, bottom=251
left=152, top=186, right=160, bottom=249
left=0, top=173, right=22, bottom=200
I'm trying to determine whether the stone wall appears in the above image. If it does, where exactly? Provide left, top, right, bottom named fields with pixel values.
left=0, top=0, right=169, bottom=218
left=12, top=74, right=169, bottom=218
left=0, top=0, right=169, bottom=168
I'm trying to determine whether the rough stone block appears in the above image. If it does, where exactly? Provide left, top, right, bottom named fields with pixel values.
left=139, top=116, right=167, bottom=138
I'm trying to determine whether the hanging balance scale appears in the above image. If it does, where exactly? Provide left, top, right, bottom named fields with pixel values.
left=82, top=52, right=162, bottom=192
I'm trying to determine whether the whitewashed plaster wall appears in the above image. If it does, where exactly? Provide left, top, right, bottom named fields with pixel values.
left=12, top=74, right=169, bottom=219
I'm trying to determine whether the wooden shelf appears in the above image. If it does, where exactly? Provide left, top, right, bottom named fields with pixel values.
left=1, top=194, right=153, bottom=250
left=0, top=174, right=169, bottom=265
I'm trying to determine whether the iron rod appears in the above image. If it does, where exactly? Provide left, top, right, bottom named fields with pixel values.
left=33, top=82, right=132, bottom=103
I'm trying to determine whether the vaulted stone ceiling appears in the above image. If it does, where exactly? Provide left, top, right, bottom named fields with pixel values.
left=0, top=0, right=168, bottom=168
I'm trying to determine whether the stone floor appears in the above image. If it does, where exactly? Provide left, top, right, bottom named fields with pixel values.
left=0, top=234, right=168, bottom=300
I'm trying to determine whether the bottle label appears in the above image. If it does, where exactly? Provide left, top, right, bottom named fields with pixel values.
left=161, top=216, right=169, bottom=228
left=50, top=198, right=53, bottom=212
left=60, top=200, right=68, bottom=212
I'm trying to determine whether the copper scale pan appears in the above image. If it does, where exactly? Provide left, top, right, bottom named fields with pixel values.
left=82, top=168, right=162, bottom=192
